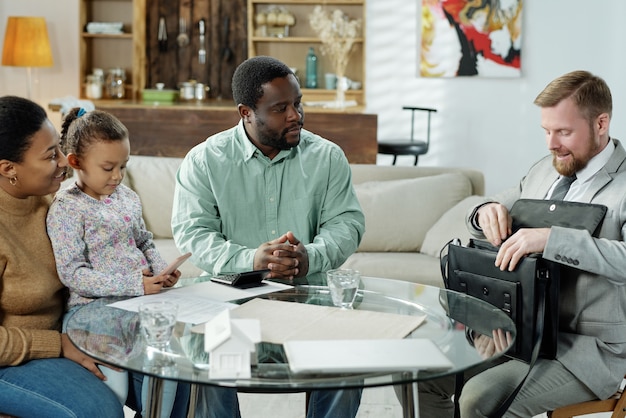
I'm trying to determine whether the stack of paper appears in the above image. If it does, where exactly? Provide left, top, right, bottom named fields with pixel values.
left=86, top=22, right=124, bottom=34
left=284, top=339, right=453, bottom=374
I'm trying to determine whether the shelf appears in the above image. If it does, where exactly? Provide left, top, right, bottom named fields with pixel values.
left=302, top=88, right=362, bottom=93
left=251, top=36, right=364, bottom=43
left=248, top=0, right=366, bottom=106
left=251, top=0, right=363, bottom=4
left=82, top=33, right=133, bottom=39
left=79, top=0, right=145, bottom=100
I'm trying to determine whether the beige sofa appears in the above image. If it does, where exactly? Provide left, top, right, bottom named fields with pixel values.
left=115, top=156, right=485, bottom=288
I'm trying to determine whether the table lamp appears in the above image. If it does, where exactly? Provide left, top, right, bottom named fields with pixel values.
left=2, top=16, right=54, bottom=99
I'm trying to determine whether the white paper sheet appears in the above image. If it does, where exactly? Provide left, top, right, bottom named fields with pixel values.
left=284, top=339, right=453, bottom=374
left=228, top=298, right=427, bottom=343
left=108, top=280, right=293, bottom=324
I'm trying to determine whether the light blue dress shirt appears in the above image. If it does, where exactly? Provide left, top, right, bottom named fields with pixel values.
left=172, top=121, right=365, bottom=285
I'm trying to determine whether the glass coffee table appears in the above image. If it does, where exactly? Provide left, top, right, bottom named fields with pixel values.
left=66, top=276, right=516, bottom=418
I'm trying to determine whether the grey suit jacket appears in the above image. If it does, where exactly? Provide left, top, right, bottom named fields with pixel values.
left=467, top=138, right=626, bottom=399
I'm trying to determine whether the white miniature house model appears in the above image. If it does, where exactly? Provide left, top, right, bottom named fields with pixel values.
left=204, top=309, right=261, bottom=379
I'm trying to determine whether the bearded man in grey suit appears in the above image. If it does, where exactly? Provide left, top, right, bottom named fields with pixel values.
left=419, top=70, right=626, bottom=417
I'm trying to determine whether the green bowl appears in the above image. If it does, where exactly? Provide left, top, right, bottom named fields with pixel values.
left=142, top=89, right=178, bottom=103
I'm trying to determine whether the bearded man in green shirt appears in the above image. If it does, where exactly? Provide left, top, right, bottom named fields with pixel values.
left=172, top=56, right=365, bottom=286
left=172, top=56, right=365, bottom=417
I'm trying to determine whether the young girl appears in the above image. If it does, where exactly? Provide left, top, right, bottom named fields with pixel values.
left=0, top=96, right=123, bottom=417
left=46, top=107, right=187, bottom=418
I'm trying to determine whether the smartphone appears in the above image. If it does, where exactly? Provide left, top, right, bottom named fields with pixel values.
left=159, top=252, right=192, bottom=276
left=210, top=269, right=270, bottom=288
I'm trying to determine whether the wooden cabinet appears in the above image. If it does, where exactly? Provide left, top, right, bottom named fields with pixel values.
left=78, top=0, right=365, bottom=104
left=68, top=0, right=378, bottom=163
left=79, top=0, right=146, bottom=100
left=247, top=0, right=366, bottom=106
left=95, top=102, right=378, bottom=163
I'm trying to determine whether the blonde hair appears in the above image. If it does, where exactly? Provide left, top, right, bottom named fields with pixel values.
left=534, top=70, right=612, bottom=123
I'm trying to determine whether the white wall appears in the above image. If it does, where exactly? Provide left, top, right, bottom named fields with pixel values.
left=0, top=0, right=79, bottom=129
left=367, top=0, right=626, bottom=194
left=2, top=0, right=625, bottom=195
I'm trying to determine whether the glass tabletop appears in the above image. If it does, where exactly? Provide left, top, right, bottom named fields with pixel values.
left=66, top=276, right=515, bottom=392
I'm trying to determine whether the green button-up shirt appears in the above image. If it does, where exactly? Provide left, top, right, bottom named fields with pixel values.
left=172, top=121, right=365, bottom=285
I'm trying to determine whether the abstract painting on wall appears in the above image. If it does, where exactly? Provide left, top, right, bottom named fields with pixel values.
left=421, top=0, right=522, bottom=77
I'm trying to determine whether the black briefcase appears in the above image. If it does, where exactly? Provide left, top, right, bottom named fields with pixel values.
left=441, top=198, right=607, bottom=417
left=441, top=199, right=607, bottom=363
left=442, top=238, right=558, bottom=362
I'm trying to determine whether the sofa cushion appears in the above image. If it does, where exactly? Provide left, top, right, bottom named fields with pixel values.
left=354, top=173, right=472, bottom=252
left=126, top=156, right=183, bottom=239
left=340, top=252, right=444, bottom=287
left=420, top=195, right=486, bottom=257
left=153, top=238, right=203, bottom=278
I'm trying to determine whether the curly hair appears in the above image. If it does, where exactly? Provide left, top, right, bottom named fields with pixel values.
left=0, top=96, right=48, bottom=163
left=61, top=108, right=128, bottom=157
left=231, top=56, right=294, bottom=109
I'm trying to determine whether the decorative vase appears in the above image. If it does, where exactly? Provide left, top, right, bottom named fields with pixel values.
left=335, top=76, right=349, bottom=109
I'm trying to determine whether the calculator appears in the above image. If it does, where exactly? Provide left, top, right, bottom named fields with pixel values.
left=210, top=269, right=270, bottom=288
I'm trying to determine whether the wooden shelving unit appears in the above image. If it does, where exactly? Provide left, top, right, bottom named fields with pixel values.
left=78, top=0, right=364, bottom=105
left=79, top=0, right=146, bottom=100
left=247, top=0, right=366, bottom=106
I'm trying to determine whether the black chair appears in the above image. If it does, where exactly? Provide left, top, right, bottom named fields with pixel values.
left=378, top=106, right=437, bottom=165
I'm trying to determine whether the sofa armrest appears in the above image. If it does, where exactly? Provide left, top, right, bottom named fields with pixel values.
left=420, top=195, right=487, bottom=257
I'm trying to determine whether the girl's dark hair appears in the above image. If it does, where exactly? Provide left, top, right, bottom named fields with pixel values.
left=231, top=56, right=294, bottom=110
left=0, top=95, right=49, bottom=163
left=61, top=108, right=129, bottom=156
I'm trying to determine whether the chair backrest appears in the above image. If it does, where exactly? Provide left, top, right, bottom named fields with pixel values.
left=403, top=106, right=437, bottom=144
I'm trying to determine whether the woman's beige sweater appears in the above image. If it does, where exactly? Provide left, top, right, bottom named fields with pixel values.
left=0, top=187, right=66, bottom=366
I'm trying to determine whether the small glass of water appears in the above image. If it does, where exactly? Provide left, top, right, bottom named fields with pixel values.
left=326, top=269, right=360, bottom=309
left=138, top=301, right=178, bottom=350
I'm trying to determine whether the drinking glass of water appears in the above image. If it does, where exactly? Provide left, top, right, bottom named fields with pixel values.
left=138, top=301, right=178, bottom=350
left=326, top=269, right=360, bottom=309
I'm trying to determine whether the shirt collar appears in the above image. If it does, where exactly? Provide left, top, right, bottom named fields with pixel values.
left=235, top=120, right=296, bottom=163
left=236, top=121, right=259, bottom=162
left=574, top=137, right=615, bottom=184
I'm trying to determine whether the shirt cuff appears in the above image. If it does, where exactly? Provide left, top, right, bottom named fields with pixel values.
left=469, top=204, right=484, bottom=231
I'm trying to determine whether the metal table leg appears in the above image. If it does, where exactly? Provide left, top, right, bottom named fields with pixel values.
left=401, top=372, right=420, bottom=418
left=145, top=376, right=165, bottom=418
left=186, top=383, right=199, bottom=418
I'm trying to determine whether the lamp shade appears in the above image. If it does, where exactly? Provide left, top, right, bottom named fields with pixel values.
left=2, top=17, right=53, bottom=67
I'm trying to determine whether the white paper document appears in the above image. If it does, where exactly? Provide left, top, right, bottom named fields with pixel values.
left=284, top=339, right=453, bottom=374
left=108, top=280, right=293, bottom=324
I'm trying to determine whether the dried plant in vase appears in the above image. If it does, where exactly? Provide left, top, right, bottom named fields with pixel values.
left=309, top=6, right=362, bottom=106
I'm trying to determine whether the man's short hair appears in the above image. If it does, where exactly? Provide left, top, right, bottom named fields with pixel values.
left=232, top=56, right=294, bottom=110
left=534, top=70, right=612, bottom=122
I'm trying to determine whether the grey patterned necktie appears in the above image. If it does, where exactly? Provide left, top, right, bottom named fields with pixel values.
left=550, top=175, right=576, bottom=200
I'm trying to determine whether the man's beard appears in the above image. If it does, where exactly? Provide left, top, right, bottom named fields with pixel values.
left=552, top=126, right=599, bottom=176
left=256, top=120, right=302, bottom=150
left=552, top=153, right=581, bottom=177
left=258, top=129, right=295, bottom=150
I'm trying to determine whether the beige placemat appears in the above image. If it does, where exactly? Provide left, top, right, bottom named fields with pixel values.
left=230, top=298, right=426, bottom=344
